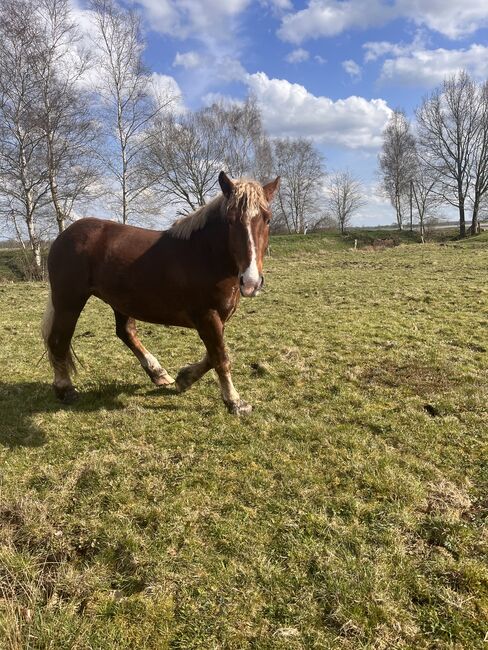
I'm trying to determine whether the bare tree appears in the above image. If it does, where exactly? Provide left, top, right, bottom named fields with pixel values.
left=470, top=80, right=488, bottom=235
left=327, top=170, right=364, bottom=234
left=147, top=108, right=226, bottom=214
left=90, top=0, right=175, bottom=223
left=212, top=96, right=273, bottom=181
left=272, top=138, right=325, bottom=234
left=34, top=0, right=98, bottom=233
left=379, top=110, right=417, bottom=230
left=147, top=98, right=272, bottom=215
left=0, top=0, right=50, bottom=277
left=411, top=163, right=441, bottom=241
left=416, top=71, right=479, bottom=238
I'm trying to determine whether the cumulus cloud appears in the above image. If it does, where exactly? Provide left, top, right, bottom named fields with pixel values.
left=379, top=44, right=488, bottom=86
left=173, top=51, right=201, bottom=69
left=286, top=48, right=310, bottom=63
left=133, top=0, right=251, bottom=40
left=363, top=31, right=428, bottom=62
left=278, top=0, right=393, bottom=43
left=314, top=55, right=327, bottom=64
left=342, top=59, right=362, bottom=79
left=149, top=73, right=185, bottom=113
left=277, top=0, right=488, bottom=43
left=398, top=0, right=488, bottom=39
left=245, top=72, right=392, bottom=149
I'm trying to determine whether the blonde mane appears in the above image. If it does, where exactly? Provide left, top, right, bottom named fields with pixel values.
left=168, top=180, right=267, bottom=240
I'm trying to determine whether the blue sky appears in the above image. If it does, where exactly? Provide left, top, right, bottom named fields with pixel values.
left=85, top=1, right=488, bottom=225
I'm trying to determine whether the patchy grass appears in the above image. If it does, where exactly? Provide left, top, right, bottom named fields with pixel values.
left=0, top=241, right=487, bottom=649
left=269, top=228, right=421, bottom=257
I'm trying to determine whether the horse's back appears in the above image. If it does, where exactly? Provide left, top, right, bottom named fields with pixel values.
left=48, top=218, right=160, bottom=304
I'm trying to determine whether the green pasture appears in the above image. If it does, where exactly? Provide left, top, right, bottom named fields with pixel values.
left=0, top=235, right=487, bottom=648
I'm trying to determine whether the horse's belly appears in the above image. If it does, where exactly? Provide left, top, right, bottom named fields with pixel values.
left=92, top=280, right=194, bottom=327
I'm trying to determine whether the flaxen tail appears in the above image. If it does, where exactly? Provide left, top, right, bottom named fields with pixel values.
left=41, top=290, right=76, bottom=375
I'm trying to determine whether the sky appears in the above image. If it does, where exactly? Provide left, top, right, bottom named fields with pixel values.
left=83, top=1, right=488, bottom=225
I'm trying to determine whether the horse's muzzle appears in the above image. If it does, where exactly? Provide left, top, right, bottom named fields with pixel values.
left=240, top=274, right=264, bottom=297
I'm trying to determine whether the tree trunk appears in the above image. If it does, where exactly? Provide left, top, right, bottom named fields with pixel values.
left=47, top=131, right=66, bottom=233
left=409, top=180, right=413, bottom=231
left=471, top=196, right=480, bottom=236
left=49, top=170, right=66, bottom=233
left=395, top=193, right=403, bottom=230
left=25, top=212, right=42, bottom=279
left=459, top=199, right=466, bottom=238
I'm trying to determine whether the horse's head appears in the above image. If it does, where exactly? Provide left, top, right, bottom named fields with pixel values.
left=219, top=171, right=280, bottom=297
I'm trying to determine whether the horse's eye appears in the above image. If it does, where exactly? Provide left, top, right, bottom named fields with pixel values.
left=263, top=212, right=271, bottom=225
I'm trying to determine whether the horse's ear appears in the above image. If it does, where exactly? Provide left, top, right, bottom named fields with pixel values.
left=219, top=171, right=234, bottom=199
left=263, top=177, right=280, bottom=202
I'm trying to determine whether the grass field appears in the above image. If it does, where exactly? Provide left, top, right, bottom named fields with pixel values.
left=0, top=235, right=487, bottom=648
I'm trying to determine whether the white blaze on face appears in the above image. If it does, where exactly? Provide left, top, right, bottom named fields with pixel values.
left=241, top=220, right=260, bottom=294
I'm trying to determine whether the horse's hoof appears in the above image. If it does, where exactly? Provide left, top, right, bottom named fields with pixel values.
left=175, top=368, right=194, bottom=393
left=225, top=399, right=253, bottom=416
left=152, top=371, right=175, bottom=386
left=53, top=384, right=79, bottom=404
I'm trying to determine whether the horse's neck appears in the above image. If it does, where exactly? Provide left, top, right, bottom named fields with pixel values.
left=183, top=219, right=239, bottom=278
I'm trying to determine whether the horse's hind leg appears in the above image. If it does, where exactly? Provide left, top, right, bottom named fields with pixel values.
left=175, top=353, right=212, bottom=393
left=42, top=293, right=86, bottom=402
left=113, top=311, right=174, bottom=386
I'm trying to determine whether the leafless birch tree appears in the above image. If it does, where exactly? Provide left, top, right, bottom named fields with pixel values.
left=327, top=170, right=364, bottom=234
left=272, top=138, right=325, bottom=234
left=379, top=110, right=417, bottom=230
left=0, top=0, right=50, bottom=277
left=33, top=0, right=98, bottom=233
left=90, top=0, right=176, bottom=223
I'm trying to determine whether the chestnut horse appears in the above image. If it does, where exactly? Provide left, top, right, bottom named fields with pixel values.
left=42, top=172, right=280, bottom=415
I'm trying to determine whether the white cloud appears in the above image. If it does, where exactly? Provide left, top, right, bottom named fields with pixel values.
left=277, top=0, right=488, bottom=43
left=314, top=54, right=327, bottom=64
left=379, top=44, right=488, bottom=86
left=286, top=48, right=310, bottom=63
left=397, top=0, right=488, bottom=39
left=363, top=31, right=428, bottom=62
left=133, top=0, right=251, bottom=40
left=133, top=1, right=249, bottom=99
left=214, top=57, right=248, bottom=83
left=245, top=72, right=392, bottom=149
left=342, top=59, right=361, bottom=79
left=278, top=1, right=392, bottom=43
left=260, top=0, right=293, bottom=10
left=173, top=51, right=201, bottom=69
left=149, top=73, right=185, bottom=113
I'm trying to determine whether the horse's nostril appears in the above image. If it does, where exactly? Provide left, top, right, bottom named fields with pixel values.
left=239, top=275, right=244, bottom=286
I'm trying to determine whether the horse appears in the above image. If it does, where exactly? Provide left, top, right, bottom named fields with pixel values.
left=42, top=172, right=280, bottom=415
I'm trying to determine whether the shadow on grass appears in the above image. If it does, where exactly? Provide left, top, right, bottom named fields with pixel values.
left=0, top=380, right=180, bottom=448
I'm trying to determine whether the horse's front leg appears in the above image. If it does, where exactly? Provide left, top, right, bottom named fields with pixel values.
left=195, top=310, right=252, bottom=415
